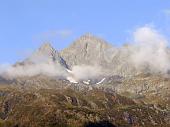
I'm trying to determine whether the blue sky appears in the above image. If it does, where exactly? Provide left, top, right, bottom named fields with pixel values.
left=0, top=0, right=170, bottom=63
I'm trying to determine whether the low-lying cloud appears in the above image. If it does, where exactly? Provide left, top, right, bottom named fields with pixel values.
left=0, top=63, right=104, bottom=82
left=130, top=26, right=170, bottom=73
left=0, top=62, right=68, bottom=78
left=70, top=65, right=103, bottom=80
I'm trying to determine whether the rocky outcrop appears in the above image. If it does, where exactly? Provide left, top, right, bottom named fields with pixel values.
left=61, top=34, right=142, bottom=76
left=61, top=33, right=113, bottom=66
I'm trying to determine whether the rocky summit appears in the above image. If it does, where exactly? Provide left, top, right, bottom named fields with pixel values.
left=16, top=43, right=68, bottom=69
left=0, top=34, right=169, bottom=127
left=61, top=33, right=143, bottom=76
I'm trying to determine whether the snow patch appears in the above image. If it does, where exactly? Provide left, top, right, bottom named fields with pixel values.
left=83, top=80, right=90, bottom=85
left=66, top=69, right=73, bottom=73
left=96, top=78, right=105, bottom=85
left=66, top=77, right=78, bottom=84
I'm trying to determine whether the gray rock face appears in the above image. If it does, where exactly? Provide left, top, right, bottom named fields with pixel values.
left=25, top=43, right=68, bottom=68
left=61, top=33, right=139, bottom=76
left=61, top=33, right=113, bottom=66
left=15, top=43, right=68, bottom=71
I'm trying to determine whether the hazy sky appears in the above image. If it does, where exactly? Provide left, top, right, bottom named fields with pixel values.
left=0, top=0, right=170, bottom=63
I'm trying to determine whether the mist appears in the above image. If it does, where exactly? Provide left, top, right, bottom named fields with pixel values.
left=70, top=65, right=103, bottom=80
left=0, top=62, right=68, bottom=78
left=0, top=63, right=103, bottom=82
left=129, top=26, right=170, bottom=73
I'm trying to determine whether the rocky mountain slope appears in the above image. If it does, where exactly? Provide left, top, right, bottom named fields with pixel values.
left=0, top=84, right=169, bottom=127
left=61, top=33, right=139, bottom=76
left=0, top=34, right=169, bottom=127
left=61, top=33, right=114, bottom=68
left=21, top=43, right=68, bottom=68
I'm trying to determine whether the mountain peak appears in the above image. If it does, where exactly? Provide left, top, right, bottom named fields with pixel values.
left=38, top=42, right=55, bottom=53
left=69, top=33, right=111, bottom=48
left=23, top=42, right=63, bottom=64
left=80, top=32, right=94, bottom=38
left=61, top=33, right=113, bottom=67
left=40, top=42, right=52, bottom=47
left=79, top=33, right=102, bottom=41
left=15, top=42, right=68, bottom=73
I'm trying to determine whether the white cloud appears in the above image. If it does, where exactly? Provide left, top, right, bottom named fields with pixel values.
left=130, top=26, right=170, bottom=73
left=70, top=65, right=103, bottom=80
left=0, top=62, right=68, bottom=78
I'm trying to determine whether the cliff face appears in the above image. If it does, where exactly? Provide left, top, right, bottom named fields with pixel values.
left=61, top=33, right=114, bottom=66
left=60, top=34, right=145, bottom=76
